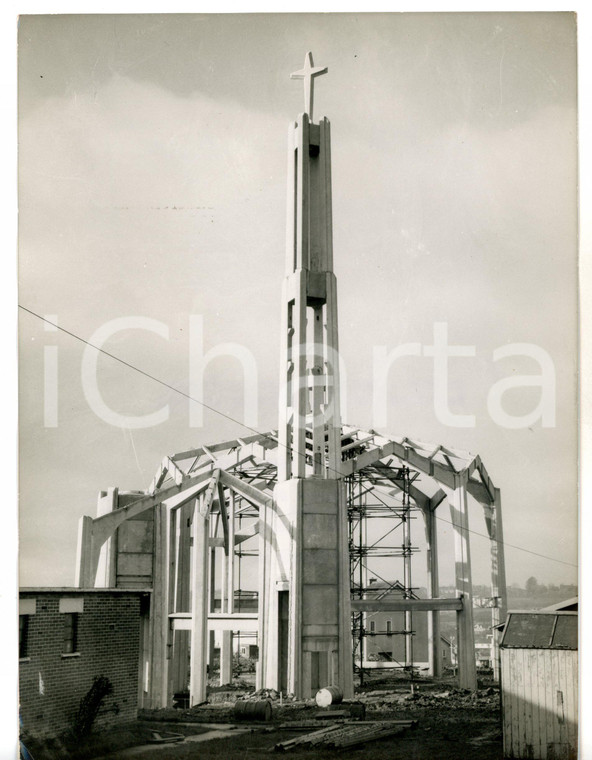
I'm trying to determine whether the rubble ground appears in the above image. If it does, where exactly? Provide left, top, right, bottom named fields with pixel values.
left=24, top=673, right=503, bottom=759
left=135, top=672, right=503, bottom=759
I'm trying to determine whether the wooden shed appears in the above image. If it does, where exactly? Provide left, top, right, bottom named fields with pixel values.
left=500, top=610, right=577, bottom=760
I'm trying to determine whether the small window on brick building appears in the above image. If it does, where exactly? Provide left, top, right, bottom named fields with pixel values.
left=386, top=619, right=392, bottom=636
left=369, top=621, right=375, bottom=633
left=19, top=615, right=30, bottom=658
left=442, top=648, right=447, bottom=660
left=63, top=613, right=79, bottom=654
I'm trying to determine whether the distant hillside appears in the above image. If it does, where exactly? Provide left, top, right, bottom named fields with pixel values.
left=436, top=583, right=577, bottom=611
left=505, top=584, right=577, bottom=611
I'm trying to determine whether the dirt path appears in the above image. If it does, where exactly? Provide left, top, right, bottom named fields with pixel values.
left=93, top=725, right=254, bottom=760
left=111, top=707, right=502, bottom=760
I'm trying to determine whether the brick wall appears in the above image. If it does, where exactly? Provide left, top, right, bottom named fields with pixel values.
left=19, top=590, right=147, bottom=738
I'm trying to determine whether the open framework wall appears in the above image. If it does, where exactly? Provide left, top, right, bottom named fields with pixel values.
left=76, top=427, right=507, bottom=706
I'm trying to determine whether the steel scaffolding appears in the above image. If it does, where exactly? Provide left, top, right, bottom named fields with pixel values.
left=347, top=464, right=421, bottom=683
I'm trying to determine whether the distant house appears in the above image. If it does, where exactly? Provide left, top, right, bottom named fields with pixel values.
left=212, top=590, right=258, bottom=614
left=212, top=590, right=259, bottom=659
left=238, top=641, right=260, bottom=659
left=475, top=640, right=494, bottom=670
left=500, top=604, right=577, bottom=760
left=19, top=588, right=149, bottom=738
left=357, top=580, right=452, bottom=669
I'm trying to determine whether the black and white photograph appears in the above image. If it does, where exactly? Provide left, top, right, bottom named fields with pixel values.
left=15, top=11, right=580, bottom=759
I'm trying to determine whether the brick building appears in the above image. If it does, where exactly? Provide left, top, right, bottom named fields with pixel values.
left=19, top=588, right=149, bottom=738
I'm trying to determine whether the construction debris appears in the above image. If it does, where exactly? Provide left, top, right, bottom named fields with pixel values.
left=274, top=723, right=342, bottom=751
left=244, top=689, right=299, bottom=703
left=354, top=685, right=499, bottom=711
left=314, top=710, right=350, bottom=720
left=348, top=702, right=366, bottom=720
left=278, top=720, right=347, bottom=731
left=274, top=720, right=417, bottom=751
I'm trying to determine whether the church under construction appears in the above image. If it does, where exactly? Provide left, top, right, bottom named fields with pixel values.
left=75, top=52, right=507, bottom=709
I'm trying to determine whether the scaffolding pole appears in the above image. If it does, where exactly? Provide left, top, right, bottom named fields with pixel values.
left=347, top=463, right=420, bottom=682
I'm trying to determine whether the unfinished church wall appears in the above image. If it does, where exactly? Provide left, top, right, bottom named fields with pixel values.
left=92, top=489, right=155, bottom=590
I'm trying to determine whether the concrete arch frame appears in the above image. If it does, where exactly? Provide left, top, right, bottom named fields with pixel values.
left=76, top=426, right=506, bottom=706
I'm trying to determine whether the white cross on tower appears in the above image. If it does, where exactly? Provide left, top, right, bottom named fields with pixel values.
left=290, top=51, right=328, bottom=123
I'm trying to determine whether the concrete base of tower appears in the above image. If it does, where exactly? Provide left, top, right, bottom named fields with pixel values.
left=258, top=477, right=354, bottom=699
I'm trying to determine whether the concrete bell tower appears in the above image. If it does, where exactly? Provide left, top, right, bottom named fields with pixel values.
left=258, top=53, right=354, bottom=699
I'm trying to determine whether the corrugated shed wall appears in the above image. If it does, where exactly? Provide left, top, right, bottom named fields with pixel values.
left=501, top=648, right=577, bottom=759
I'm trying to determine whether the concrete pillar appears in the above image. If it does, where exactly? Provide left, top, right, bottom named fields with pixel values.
left=324, top=272, right=342, bottom=476
left=449, top=484, right=477, bottom=690
left=276, top=292, right=291, bottom=481
left=311, top=303, right=325, bottom=476
left=189, top=501, right=209, bottom=706
left=261, top=478, right=352, bottom=699
left=149, top=504, right=171, bottom=708
left=208, top=544, right=216, bottom=671
left=95, top=488, right=118, bottom=587
left=293, top=271, right=308, bottom=478
left=227, top=493, right=236, bottom=614
left=171, top=503, right=191, bottom=693
left=486, top=487, right=507, bottom=683
left=257, top=486, right=272, bottom=691
left=220, top=492, right=236, bottom=685
left=220, top=630, right=234, bottom=685
left=424, top=506, right=442, bottom=677
left=220, top=541, right=227, bottom=617
left=75, top=515, right=93, bottom=587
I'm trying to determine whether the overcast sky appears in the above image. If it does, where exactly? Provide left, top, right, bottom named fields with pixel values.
left=18, top=12, right=578, bottom=589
